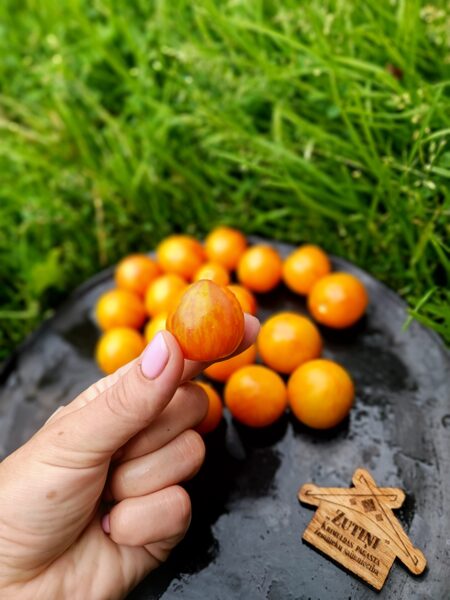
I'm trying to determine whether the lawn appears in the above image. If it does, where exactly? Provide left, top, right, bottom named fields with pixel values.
left=0, top=0, right=449, bottom=360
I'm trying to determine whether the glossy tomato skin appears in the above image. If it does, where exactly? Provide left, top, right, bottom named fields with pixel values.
left=288, top=359, right=354, bottom=429
left=95, top=289, right=147, bottom=331
left=167, top=280, right=245, bottom=361
left=144, top=312, right=168, bottom=343
left=237, top=245, right=282, bottom=292
left=258, top=312, right=322, bottom=374
left=115, top=254, right=160, bottom=297
left=205, top=227, right=247, bottom=271
left=308, top=272, right=368, bottom=328
left=224, top=365, right=287, bottom=427
left=194, top=381, right=223, bottom=434
left=144, top=274, right=187, bottom=317
left=227, top=284, right=258, bottom=315
left=156, top=235, right=205, bottom=280
left=282, top=245, right=331, bottom=295
left=193, top=262, right=230, bottom=286
left=95, top=327, right=145, bottom=374
left=204, top=344, right=257, bottom=382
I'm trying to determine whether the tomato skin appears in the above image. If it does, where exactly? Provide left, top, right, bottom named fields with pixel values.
left=167, top=280, right=245, bottom=361
left=225, top=365, right=287, bottom=427
left=282, top=245, right=331, bottom=295
left=204, top=344, right=257, bottom=382
left=95, top=327, right=146, bottom=374
left=193, top=262, right=230, bottom=286
left=205, top=227, right=247, bottom=270
left=95, top=289, right=147, bottom=331
left=288, top=359, right=354, bottom=429
left=194, top=382, right=223, bottom=434
left=144, top=274, right=187, bottom=317
left=157, top=235, right=205, bottom=280
left=308, top=272, right=368, bottom=328
left=258, top=312, right=322, bottom=374
left=237, top=245, right=283, bottom=293
left=115, top=254, right=160, bottom=297
left=144, top=312, right=168, bottom=343
left=227, top=284, right=258, bottom=315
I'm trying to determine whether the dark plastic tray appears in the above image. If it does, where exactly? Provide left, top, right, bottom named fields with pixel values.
left=1, top=239, right=449, bottom=600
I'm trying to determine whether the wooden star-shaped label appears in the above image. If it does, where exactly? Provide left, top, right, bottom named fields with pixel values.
left=298, top=468, right=426, bottom=590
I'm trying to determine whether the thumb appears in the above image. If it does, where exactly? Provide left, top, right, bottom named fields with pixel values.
left=40, top=331, right=184, bottom=465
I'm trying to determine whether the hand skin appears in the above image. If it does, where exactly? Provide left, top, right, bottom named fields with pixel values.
left=0, top=316, right=259, bottom=600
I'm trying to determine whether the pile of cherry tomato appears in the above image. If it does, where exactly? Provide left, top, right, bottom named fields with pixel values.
left=94, top=227, right=369, bottom=433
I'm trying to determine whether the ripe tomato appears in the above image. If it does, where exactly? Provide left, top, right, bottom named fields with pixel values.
left=194, top=381, right=223, bottom=434
left=288, top=359, right=354, bottom=429
left=95, top=289, right=147, bottom=331
left=227, top=284, right=258, bottom=315
left=115, top=254, right=160, bottom=297
left=144, top=312, right=168, bottom=343
left=193, top=262, right=230, bottom=286
left=205, top=226, right=247, bottom=270
left=237, top=245, right=282, bottom=293
left=308, top=272, right=368, bottom=328
left=167, top=280, right=244, bottom=361
left=144, top=274, right=187, bottom=317
left=95, top=327, right=145, bottom=374
left=282, top=245, right=331, bottom=295
left=224, top=365, right=287, bottom=427
left=156, top=235, right=205, bottom=280
left=257, top=312, right=322, bottom=374
left=204, top=344, right=257, bottom=382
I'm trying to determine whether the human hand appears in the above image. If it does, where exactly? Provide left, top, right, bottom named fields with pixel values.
left=0, top=315, right=259, bottom=600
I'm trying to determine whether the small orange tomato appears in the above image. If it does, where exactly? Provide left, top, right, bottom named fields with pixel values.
left=144, top=312, right=168, bottom=343
left=288, top=359, right=354, bottom=429
left=225, top=365, right=287, bottom=427
left=194, top=381, right=223, bottom=434
left=95, top=327, right=146, bottom=374
left=95, top=289, right=147, bottom=331
left=156, top=235, right=205, bottom=280
left=193, top=262, right=230, bottom=286
left=258, top=312, right=322, bottom=374
left=167, top=280, right=245, bottom=361
left=237, top=245, right=282, bottom=293
left=282, top=245, right=331, bottom=295
left=205, top=226, right=247, bottom=270
left=227, top=284, right=258, bottom=315
left=115, top=254, right=160, bottom=297
left=204, top=344, right=257, bottom=382
left=308, top=272, right=368, bottom=328
left=144, top=274, right=187, bottom=317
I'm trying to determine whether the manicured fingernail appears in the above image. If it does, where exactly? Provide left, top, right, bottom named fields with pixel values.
left=141, top=332, right=169, bottom=379
left=101, top=513, right=111, bottom=534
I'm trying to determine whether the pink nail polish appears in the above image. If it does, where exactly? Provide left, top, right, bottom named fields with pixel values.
left=141, top=332, right=170, bottom=379
left=102, top=513, right=111, bottom=534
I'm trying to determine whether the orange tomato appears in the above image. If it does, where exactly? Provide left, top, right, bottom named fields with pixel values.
left=237, top=245, right=282, bottom=293
left=194, top=381, right=223, bottom=434
left=193, top=262, right=230, bottom=286
left=95, top=327, right=146, bottom=374
left=95, top=289, right=147, bottom=331
left=288, top=359, right=354, bottom=429
left=144, top=312, right=168, bottom=343
left=282, top=245, right=331, bottom=295
left=115, top=254, right=160, bottom=297
left=308, top=272, right=368, bottom=328
left=156, top=235, right=205, bottom=280
left=258, top=312, right=322, bottom=374
left=205, top=226, right=247, bottom=270
left=144, top=274, right=187, bottom=317
left=167, top=280, right=244, bottom=361
left=204, top=344, right=257, bottom=382
left=227, top=284, right=258, bottom=315
left=225, top=365, right=287, bottom=427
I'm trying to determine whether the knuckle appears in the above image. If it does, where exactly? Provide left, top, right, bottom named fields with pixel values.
left=169, top=486, right=192, bottom=534
left=177, top=430, right=205, bottom=470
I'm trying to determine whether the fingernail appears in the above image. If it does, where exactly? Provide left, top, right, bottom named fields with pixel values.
left=101, top=513, right=111, bottom=534
left=141, top=332, right=169, bottom=379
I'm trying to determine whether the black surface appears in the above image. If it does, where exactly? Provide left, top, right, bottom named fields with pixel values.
left=1, top=239, right=450, bottom=600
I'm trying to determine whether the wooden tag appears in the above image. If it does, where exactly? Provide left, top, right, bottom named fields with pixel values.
left=298, top=468, right=426, bottom=590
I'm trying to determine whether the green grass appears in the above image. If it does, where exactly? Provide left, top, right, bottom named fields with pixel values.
left=0, top=0, right=449, bottom=360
